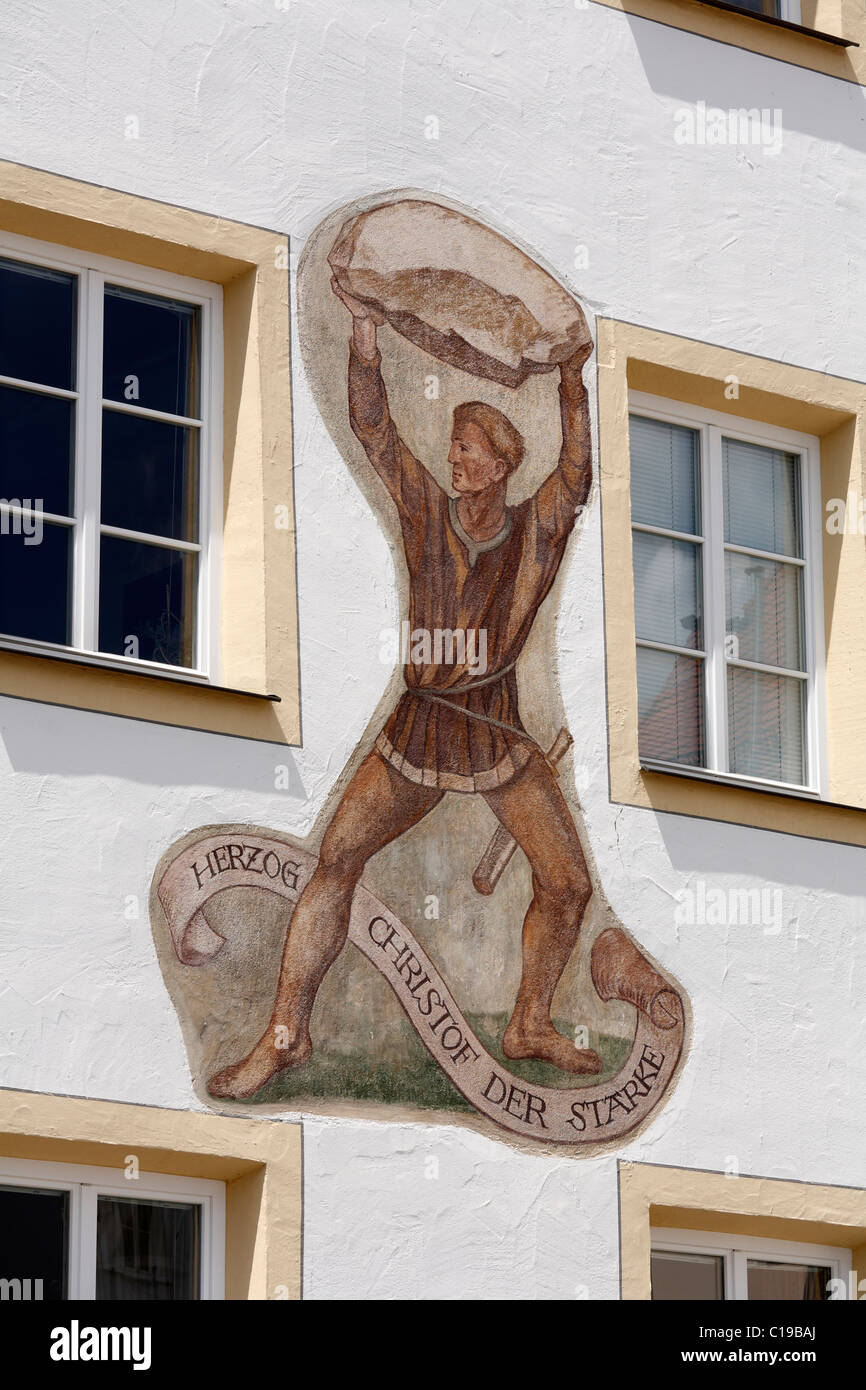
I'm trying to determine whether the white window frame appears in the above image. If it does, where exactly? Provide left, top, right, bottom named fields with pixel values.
left=629, top=391, right=827, bottom=799
left=779, top=0, right=803, bottom=24
left=0, top=228, right=223, bottom=683
left=652, top=1226, right=851, bottom=1301
left=0, top=1155, right=225, bottom=1300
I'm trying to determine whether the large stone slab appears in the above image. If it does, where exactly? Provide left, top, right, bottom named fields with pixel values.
left=328, top=198, right=591, bottom=387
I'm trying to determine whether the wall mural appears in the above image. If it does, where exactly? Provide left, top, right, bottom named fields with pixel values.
left=150, top=192, right=691, bottom=1149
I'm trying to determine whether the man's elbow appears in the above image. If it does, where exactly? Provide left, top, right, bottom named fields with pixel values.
left=567, top=461, right=592, bottom=510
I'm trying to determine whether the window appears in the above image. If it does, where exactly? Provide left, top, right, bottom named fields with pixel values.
left=0, top=1157, right=224, bottom=1300
left=0, top=231, right=221, bottom=679
left=723, top=0, right=801, bottom=20
left=629, top=393, right=825, bottom=795
left=651, top=1227, right=851, bottom=1300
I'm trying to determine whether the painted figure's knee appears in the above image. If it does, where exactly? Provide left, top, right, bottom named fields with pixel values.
left=317, top=832, right=366, bottom=884
left=535, top=859, right=592, bottom=913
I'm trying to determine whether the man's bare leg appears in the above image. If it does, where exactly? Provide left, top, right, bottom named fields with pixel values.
left=208, top=752, right=443, bottom=1099
left=482, top=751, right=601, bottom=1075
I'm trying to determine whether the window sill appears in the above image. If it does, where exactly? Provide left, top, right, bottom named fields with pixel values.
left=643, top=759, right=866, bottom=816
left=692, top=0, right=857, bottom=47
left=0, top=643, right=295, bottom=745
left=0, top=640, right=280, bottom=702
left=590, top=0, right=866, bottom=86
left=631, top=761, right=866, bottom=847
left=640, top=759, right=820, bottom=802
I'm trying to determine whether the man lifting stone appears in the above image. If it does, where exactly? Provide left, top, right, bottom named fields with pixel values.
left=209, top=278, right=599, bottom=1099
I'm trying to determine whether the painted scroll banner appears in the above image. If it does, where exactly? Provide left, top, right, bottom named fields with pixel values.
left=156, top=829, right=685, bottom=1146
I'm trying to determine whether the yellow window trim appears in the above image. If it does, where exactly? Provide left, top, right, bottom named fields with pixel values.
left=0, top=1087, right=302, bottom=1300
left=598, top=316, right=866, bottom=845
left=620, top=1161, right=866, bottom=1299
left=0, top=159, right=299, bottom=747
left=592, top=0, right=865, bottom=86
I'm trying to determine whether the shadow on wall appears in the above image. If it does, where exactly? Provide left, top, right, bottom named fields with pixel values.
left=622, top=7, right=865, bottom=151
left=0, top=696, right=307, bottom=798
left=656, top=804, right=866, bottom=898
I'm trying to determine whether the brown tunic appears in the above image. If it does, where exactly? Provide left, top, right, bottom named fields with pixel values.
left=348, top=340, right=591, bottom=792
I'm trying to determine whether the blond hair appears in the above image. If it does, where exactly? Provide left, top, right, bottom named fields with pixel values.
left=452, top=401, right=525, bottom=475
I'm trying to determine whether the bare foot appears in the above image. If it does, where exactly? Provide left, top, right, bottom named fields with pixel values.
left=207, top=1030, right=312, bottom=1100
left=503, top=1019, right=602, bottom=1075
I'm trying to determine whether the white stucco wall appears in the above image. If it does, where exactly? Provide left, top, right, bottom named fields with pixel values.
left=0, top=0, right=864, bottom=1299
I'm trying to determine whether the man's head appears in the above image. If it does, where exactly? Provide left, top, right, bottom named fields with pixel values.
left=449, top=401, right=525, bottom=494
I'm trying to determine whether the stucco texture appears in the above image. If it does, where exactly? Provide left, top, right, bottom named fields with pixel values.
left=0, top=0, right=864, bottom=1298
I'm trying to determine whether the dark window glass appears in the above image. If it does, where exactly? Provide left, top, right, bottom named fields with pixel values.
left=103, top=286, right=200, bottom=418
left=0, top=384, right=75, bottom=517
left=95, top=1196, right=200, bottom=1300
left=746, top=1259, right=831, bottom=1300
left=0, top=257, right=77, bottom=390
left=98, top=535, right=197, bottom=667
left=0, top=1185, right=69, bottom=1301
left=651, top=1250, right=725, bottom=1300
left=0, top=521, right=72, bottom=644
left=727, top=0, right=781, bottom=14
left=101, top=410, right=199, bottom=542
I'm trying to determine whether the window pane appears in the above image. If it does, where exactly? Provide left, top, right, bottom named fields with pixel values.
left=103, top=286, right=200, bottom=418
left=98, top=535, right=197, bottom=667
left=746, top=1259, right=831, bottom=1301
left=727, top=666, right=805, bottom=784
left=633, top=531, right=702, bottom=650
left=0, top=257, right=77, bottom=390
left=724, top=438, right=801, bottom=557
left=652, top=1250, right=724, bottom=1301
left=725, top=551, right=804, bottom=671
left=0, top=1185, right=69, bottom=1301
left=0, top=384, right=74, bottom=517
left=637, top=648, right=705, bottom=766
left=96, top=1195, right=200, bottom=1300
left=729, top=0, right=780, bottom=13
left=630, top=415, right=700, bottom=535
left=101, top=410, right=199, bottom=542
left=0, top=521, right=72, bottom=644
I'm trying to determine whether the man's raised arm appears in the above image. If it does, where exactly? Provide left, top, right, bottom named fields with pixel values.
left=534, top=341, right=594, bottom=538
left=332, top=278, right=429, bottom=513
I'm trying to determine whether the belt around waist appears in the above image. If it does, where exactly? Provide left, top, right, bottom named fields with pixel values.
left=406, top=661, right=554, bottom=772
left=408, top=658, right=517, bottom=698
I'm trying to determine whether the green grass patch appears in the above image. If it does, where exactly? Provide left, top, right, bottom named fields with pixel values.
left=248, top=1014, right=633, bottom=1112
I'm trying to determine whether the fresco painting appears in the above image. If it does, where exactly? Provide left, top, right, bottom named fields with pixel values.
left=150, top=193, right=690, bottom=1148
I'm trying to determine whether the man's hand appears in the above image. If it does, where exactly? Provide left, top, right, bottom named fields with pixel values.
left=330, top=275, right=386, bottom=323
left=331, top=275, right=384, bottom=360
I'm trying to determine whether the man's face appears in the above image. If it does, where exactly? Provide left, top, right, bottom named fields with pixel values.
left=448, top=421, right=507, bottom=494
